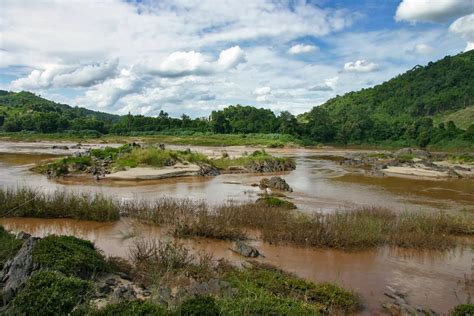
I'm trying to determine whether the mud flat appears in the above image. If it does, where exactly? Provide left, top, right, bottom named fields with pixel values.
left=106, top=164, right=201, bottom=180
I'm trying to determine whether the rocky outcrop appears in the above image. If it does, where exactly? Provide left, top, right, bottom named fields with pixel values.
left=382, top=286, right=438, bottom=316
left=0, top=233, right=39, bottom=305
left=259, top=177, right=293, bottom=192
left=231, top=241, right=261, bottom=258
left=246, top=159, right=296, bottom=173
left=394, top=148, right=431, bottom=159
left=198, top=164, right=220, bottom=176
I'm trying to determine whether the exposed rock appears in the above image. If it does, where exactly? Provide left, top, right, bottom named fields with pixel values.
left=259, top=177, right=293, bottom=192
left=247, top=159, right=296, bottom=173
left=394, top=148, right=431, bottom=159
left=52, top=145, right=69, bottom=150
left=0, top=235, right=40, bottom=304
left=232, top=241, right=261, bottom=258
left=198, top=164, right=220, bottom=177
left=112, top=285, right=137, bottom=302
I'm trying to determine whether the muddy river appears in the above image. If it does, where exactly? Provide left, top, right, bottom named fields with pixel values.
left=0, top=142, right=473, bottom=314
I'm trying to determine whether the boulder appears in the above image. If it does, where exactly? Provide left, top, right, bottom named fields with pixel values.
left=0, top=234, right=40, bottom=304
left=232, top=241, right=261, bottom=258
left=112, top=285, right=137, bottom=302
left=198, top=164, right=220, bottom=176
left=259, top=177, right=292, bottom=192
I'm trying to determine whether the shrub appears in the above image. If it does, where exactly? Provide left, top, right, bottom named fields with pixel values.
left=0, top=226, right=22, bottom=268
left=256, top=196, right=297, bottom=209
left=32, top=235, right=109, bottom=278
left=450, top=303, right=474, bottom=316
left=179, top=296, right=220, bottom=316
left=91, top=300, right=166, bottom=316
left=11, top=271, right=92, bottom=316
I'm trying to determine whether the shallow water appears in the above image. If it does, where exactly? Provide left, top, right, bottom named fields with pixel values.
left=0, top=217, right=472, bottom=314
left=1, top=142, right=473, bottom=314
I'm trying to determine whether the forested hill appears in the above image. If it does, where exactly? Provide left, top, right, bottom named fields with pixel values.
left=0, top=90, right=119, bottom=134
left=303, top=50, right=474, bottom=147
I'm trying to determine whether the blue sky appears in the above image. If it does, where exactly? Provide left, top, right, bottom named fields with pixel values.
left=0, top=0, right=472, bottom=117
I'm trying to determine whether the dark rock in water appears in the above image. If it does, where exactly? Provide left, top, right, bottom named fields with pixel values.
left=52, top=145, right=69, bottom=150
left=112, top=285, right=137, bottom=302
left=247, top=159, right=296, bottom=173
left=232, top=241, right=261, bottom=258
left=259, top=177, right=292, bottom=192
left=0, top=236, right=40, bottom=304
left=394, top=148, right=431, bottom=159
left=198, top=164, right=220, bottom=176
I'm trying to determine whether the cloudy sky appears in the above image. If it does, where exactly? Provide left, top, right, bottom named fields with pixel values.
left=0, top=0, right=473, bottom=117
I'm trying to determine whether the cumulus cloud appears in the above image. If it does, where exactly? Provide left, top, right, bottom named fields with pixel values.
left=309, top=76, right=338, bottom=91
left=217, top=46, right=246, bottom=69
left=254, top=86, right=272, bottom=102
left=395, top=0, right=471, bottom=23
left=11, top=60, right=119, bottom=89
left=409, top=43, right=435, bottom=55
left=344, top=60, right=379, bottom=73
left=449, top=14, right=474, bottom=52
left=288, top=44, right=318, bottom=55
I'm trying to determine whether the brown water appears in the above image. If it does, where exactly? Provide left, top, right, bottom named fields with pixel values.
left=0, top=217, right=472, bottom=314
left=1, top=142, right=474, bottom=314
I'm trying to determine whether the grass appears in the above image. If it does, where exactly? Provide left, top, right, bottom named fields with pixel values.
left=0, top=187, right=120, bottom=221
left=212, top=149, right=296, bottom=172
left=0, top=226, right=23, bottom=269
left=10, top=271, right=93, bottom=316
left=90, top=300, right=166, bottom=316
left=256, top=196, right=297, bottom=209
left=447, top=153, right=474, bottom=164
left=32, top=235, right=110, bottom=279
left=450, top=303, right=474, bottom=316
left=129, top=198, right=474, bottom=251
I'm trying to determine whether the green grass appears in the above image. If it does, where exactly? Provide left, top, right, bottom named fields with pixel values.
left=178, top=296, right=220, bottom=316
left=0, top=226, right=23, bottom=268
left=450, top=303, right=474, bottom=316
left=256, top=196, right=297, bottom=209
left=447, top=153, right=474, bottom=164
left=90, top=300, right=166, bottom=316
left=219, top=265, right=359, bottom=314
left=0, top=187, right=120, bottom=221
left=32, top=235, right=110, bottom=278
left=433, top=105, right=474, bottom=130
left=10, top=271, right=93, bottom=316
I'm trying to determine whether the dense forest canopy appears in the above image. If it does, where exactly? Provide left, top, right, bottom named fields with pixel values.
left=0, top=50, right=473, bottom=147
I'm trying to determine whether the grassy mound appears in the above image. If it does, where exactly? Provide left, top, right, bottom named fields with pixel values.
left=11, top=271, right=92, bottom=316
left=220, top=266, right=359, bottom=314
left=450, top=303, right=474, bottom=316
left=256, top=196, right=297, bottom=209
left=91, top=300, right=166, bottom=316
left=0, top=226, right=23, bottom=269
left=179, top=296, right=220, bottom=316
left=32, top=235, right=109, bottom=278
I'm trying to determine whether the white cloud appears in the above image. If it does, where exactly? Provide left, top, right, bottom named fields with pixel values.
left=410, top=43, right=435, bottom=54
left=157, top=51, right=212, bottom=77
left=11, top=60, right=119, bottom=90
left=449, top=14, right=474, bottom=52
left=254, top=86, right=272, bottom=102
left=344, top=60, right=379, bottom=73
left=288, top=44, right=318, bottom=55
left=395, top=0, right=471, bottom=23
left=310, top=76, right=338, bottom=91
left=217, top=46, right=246, bottom=69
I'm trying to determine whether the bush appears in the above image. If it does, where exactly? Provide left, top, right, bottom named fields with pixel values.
left=11, top=271, right=92, bottom=316
left=0, top=226, right=22, bottom=268
left=179, top=296, right=220, bottom=316
left=451, top=303, right=474, bottom=316
left=32, top=235, right=109, bottom=278
left=91, top=300, right=166, bottom=316
left=256, top=196, right=297, bottom=209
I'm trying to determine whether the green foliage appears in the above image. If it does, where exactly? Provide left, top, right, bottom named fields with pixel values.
left=257, top=196, right=297, bottom=209
left=91, top=300, right=166, bottom=316
left=11, top=271, right=92, bottom=316
left=0, top=226, right=22, bottom=268
left=179, top=296, right=220, bottom=316
left=32, top=235, right=109, bottom=278
left=450, top=303, right=474, bottom=316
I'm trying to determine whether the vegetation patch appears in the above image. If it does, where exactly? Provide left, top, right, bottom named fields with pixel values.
left=32, top=235, right=110, bottom=278
left=256, top=196, right=297, bottom=209
left=0, top=226, right=23, bottom=269
left=450, top=303, right=474, bottom=316
left=178, top=296, right=220, bottom=316
left=0, top=187, right=120, bottom=221
left=213, top=149, right=296, bottom=172
left=10, top=271, right=92, bottom=316
left=91, top=300, right=166, bottom=316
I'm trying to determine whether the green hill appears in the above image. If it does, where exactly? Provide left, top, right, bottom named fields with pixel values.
left=0, top=90, right=119, bottom=134
left=304, top=50, right=474, bottom=148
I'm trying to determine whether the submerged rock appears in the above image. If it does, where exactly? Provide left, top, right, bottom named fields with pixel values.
left=232, top=241, right=261, bottom=258
left=198, top=164, right=220, bottom=176
left=0, top=234, right=40, bottom=304
left=259, top=177, right=293, bottom=192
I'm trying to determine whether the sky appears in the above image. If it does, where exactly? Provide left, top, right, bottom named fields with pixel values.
left=0, top=0, right=473, bottom=118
